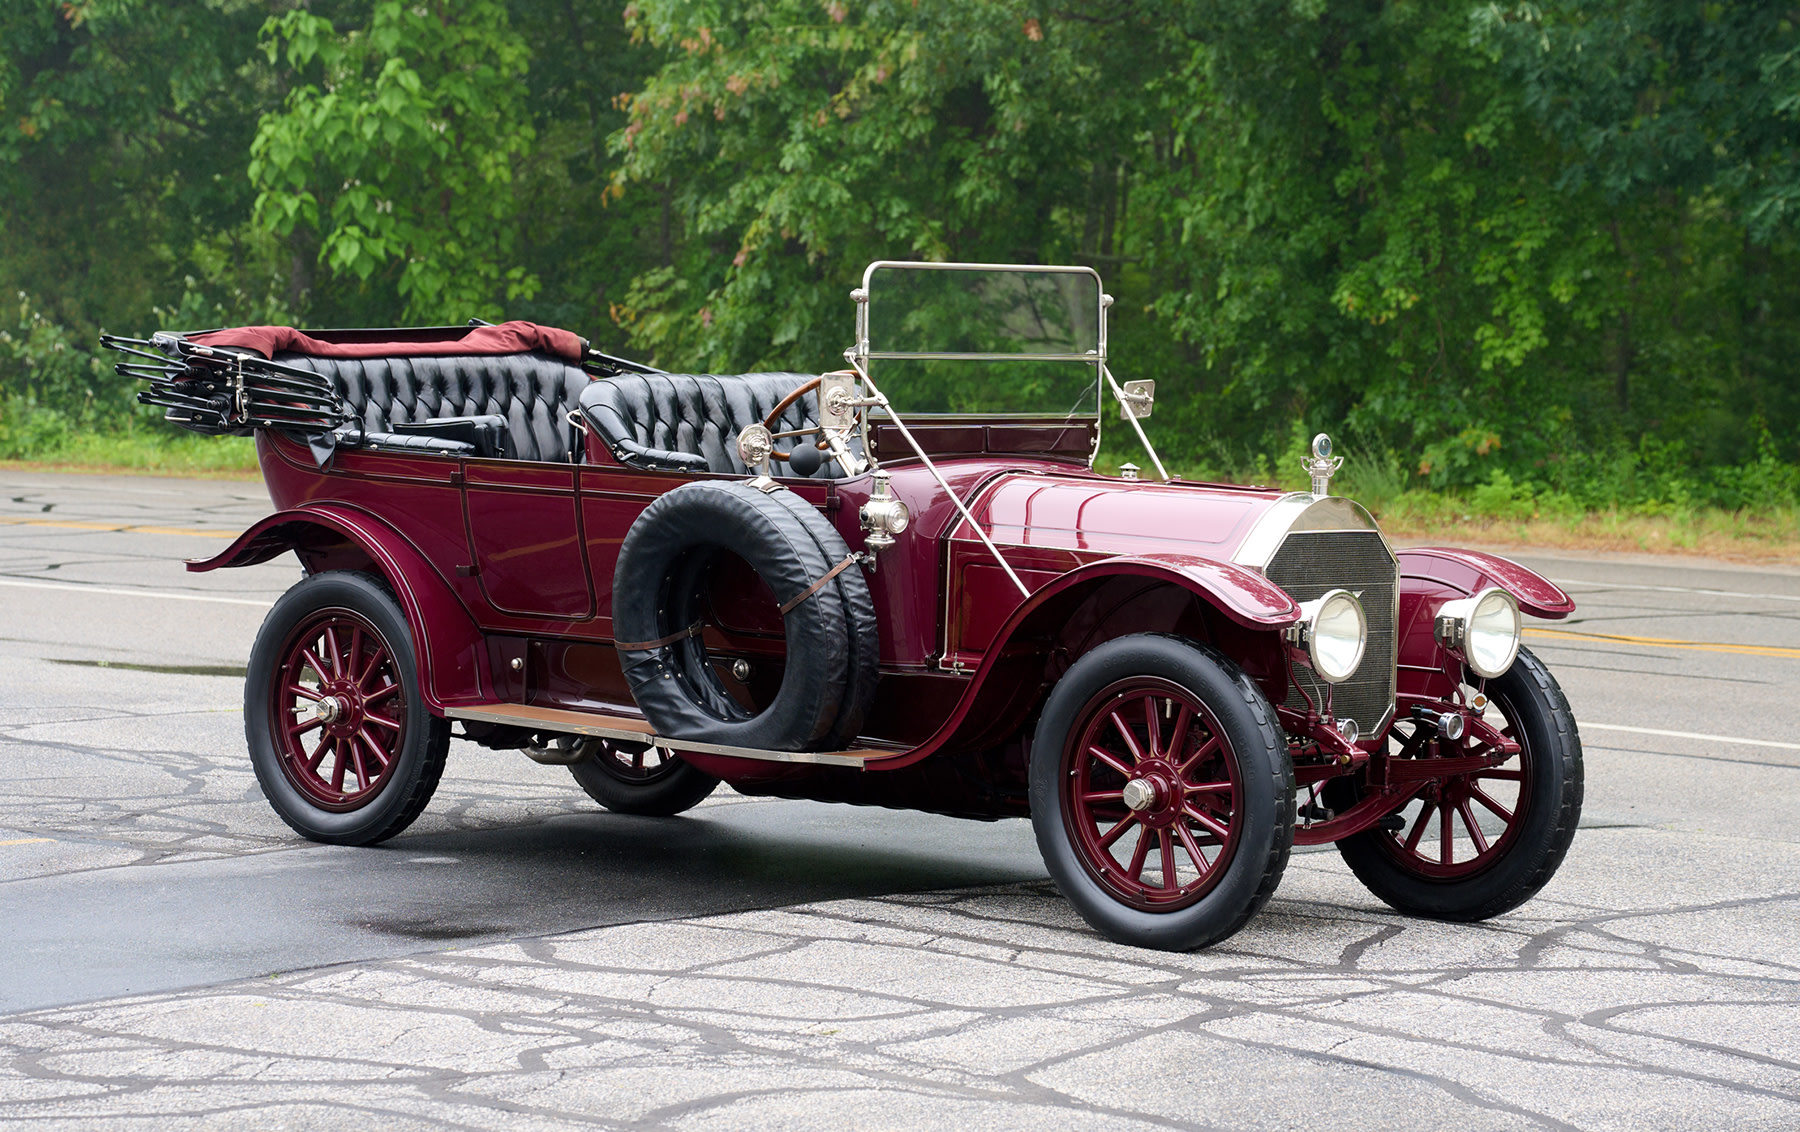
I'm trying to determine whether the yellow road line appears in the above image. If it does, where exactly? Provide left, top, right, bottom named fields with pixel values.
left=0, top=516, right=238, bottom=539
left=0, top=837, right=52, bottom=847
left=1525, top=626, right=1800, bottom=660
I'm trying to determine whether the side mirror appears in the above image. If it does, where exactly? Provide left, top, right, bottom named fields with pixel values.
left=819, top=371, right=859, bottom=431
left=1120, top=379, right=1154, bottom=420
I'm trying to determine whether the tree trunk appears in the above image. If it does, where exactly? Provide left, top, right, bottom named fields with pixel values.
left=1613, top=309, right=1632, bottom=413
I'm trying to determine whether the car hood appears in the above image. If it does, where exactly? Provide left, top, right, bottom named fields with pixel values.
left=961, top=470, right=1292, bottom=563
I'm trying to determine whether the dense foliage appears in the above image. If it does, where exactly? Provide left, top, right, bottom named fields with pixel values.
left=3, top=0, right=1798, bottom=511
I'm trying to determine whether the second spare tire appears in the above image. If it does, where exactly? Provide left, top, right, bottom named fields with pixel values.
left=612, top=480, right=876, bottom=751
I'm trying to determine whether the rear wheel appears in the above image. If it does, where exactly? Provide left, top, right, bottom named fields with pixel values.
left=1335, top=647, right=1582, bottom=920
left=1030, top=634, right=1293, bottom=951
left=567, top=739, right=719, bottom=816
left=246, top=571, right=449, bottom=845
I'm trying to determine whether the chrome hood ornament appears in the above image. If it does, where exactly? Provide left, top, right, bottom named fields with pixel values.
left=1303, top=433, right=1343, bottom=496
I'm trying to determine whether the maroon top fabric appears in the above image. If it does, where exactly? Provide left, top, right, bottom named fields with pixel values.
left=190, top=321, right=586, bottom=362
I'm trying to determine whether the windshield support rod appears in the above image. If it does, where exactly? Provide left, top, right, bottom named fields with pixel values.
left=1102, top=363, right=1168, bottom=482
left=845, top=352, right=1030, bottom=599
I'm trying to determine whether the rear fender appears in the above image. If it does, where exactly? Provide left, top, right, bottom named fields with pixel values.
left=189, top=505, right=488, bottom=710
left=1396, top=547, right=1574, bottom=699
left=874, top=555, right=1299, bottom=768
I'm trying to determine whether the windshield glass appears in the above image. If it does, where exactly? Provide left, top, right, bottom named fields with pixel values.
left=858, top=263, right=1103, bottom=417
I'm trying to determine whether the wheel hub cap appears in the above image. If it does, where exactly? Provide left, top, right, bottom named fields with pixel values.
left=316, top=695, right=345, bottom=724
left=1122, top=778, right=1160, bottom=812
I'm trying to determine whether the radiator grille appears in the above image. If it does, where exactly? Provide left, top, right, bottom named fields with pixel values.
left=1264, top=530, right=1398, bottom=734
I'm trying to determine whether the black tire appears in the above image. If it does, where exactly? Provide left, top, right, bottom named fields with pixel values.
left=613, top=481, right=870, bottom=751
left=766, top=488, right=880, bottom=747
left=1334, top=647, right=1583, bottom=921
left=1029, top=634, right=1294, bottom=951
left=245, top=571, right=449, bottom=845
left=567, top=738, right=720, bottom=816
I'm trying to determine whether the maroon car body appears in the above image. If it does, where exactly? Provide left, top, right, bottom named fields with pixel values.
left=110, top=261, right=1585, bottom=950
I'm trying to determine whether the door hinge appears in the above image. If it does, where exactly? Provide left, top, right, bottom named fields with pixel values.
left=455, top=563, right=480, bottom=578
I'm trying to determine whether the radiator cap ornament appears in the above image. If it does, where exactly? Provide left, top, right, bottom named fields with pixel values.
left=1303, top=433, right=1344, bottom=496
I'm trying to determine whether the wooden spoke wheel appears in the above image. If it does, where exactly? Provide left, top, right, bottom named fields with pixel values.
left=1335, top=647, right=1583, bottom=921
left=1376, top=742, right=1530, bottom=880
left=246, top=572, right=448, bottom=845
left=1064, top=679, right=1244, bottom=911
left=1031, top=634, right=1293, bottom=951
left=273, top=607, right=407, bottom=811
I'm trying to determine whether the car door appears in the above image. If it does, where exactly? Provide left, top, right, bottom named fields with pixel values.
left=462, top=458, right=595, bottom=621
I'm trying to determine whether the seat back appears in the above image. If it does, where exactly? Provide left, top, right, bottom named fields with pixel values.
left=276, top=352, right=590, bottom=463
left=580, top=373, right=863, bottom=478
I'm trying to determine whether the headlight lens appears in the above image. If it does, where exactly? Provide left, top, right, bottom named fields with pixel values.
left=1296, top=588, right=1367, bottom=684
left=1435, top=588, right=1521, bottom=679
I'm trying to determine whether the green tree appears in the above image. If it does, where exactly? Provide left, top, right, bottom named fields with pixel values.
left=608, top=0, right=1170, bottom=371
left=2, top=0, right=1797, bottom=506
left=250, top=0, right=541, bottom=322
left=0, top=0, right=278, bottom=335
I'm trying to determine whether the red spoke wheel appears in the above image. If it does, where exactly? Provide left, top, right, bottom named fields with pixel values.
left=1031, top=634, right=1293, bottom=951
left=1378, top=745, right=1528, bottom=880
left=568, top=738, right=719, bottom=816
left=1066, top=680, right=1243, bottom=910
left=1335, top=647, right=1583, bottom=921
left=246, top=572, right=449, bottom=845
left=273, top=609, right=405, bottom=810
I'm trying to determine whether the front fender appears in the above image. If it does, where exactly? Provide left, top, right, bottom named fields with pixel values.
left=867, top=554, right=1297, bottom=770
left=1041, top=553, right=1303, bottom=629
left=190, top=505, right=488, bottom=711
left=1398, top=547, right=1574, bottom=619
left=1396, top=547, right=1574, bottom=698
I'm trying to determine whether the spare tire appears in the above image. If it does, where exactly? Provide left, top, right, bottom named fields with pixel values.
left=765, top=488, right=881, bottom=747
left=612, top=481, right=877, bottom=751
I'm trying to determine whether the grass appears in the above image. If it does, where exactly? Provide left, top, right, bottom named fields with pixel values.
left=1099, top=452, right=1800, bottom=563
left=0, top=430, right=259, bottom=479
left=1371, top=493, right=1800, bottom=565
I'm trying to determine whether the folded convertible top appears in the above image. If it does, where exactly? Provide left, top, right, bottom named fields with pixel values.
left=188, top=320, right=587, bottom=362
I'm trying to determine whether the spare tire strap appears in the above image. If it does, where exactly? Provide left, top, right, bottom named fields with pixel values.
left=613, top=620, right=704, bottom=652
left=777, top=553, right=864, bottom=616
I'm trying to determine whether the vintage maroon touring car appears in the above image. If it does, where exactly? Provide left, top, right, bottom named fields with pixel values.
left=104, top=262, right=1581, bottom=950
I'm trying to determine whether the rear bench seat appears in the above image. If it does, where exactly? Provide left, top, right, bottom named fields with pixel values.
left=276, top=352, right=590, bottom=463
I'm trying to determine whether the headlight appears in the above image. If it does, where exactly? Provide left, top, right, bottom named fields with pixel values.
left=1287, top=588, right=1367, bottom=684
left=1434, top=588, right=1521, bottom=679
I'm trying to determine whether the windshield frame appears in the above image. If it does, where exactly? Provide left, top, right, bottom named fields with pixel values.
left=849, top=261, right=1109, bottom=432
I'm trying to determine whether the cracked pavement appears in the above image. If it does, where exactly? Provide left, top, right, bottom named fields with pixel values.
left=2, top=471, right=1798, bottom=1129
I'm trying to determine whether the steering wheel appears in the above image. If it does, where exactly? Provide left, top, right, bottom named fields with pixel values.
left=760, top=372, right=862, bottom=475
left=761, top=376, right=824, bottom=463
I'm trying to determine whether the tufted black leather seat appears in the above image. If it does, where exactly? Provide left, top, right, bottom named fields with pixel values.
left=276, top=352, right=591, bottom=463
left=580, top=373, right=863, bottom=479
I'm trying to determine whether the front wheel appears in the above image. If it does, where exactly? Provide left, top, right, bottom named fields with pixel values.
left=1029, top=634, right=1294, bottom=951
left=245, top=571, right=449, bottom=845
left=1334, top=647, right=1583, bottom=921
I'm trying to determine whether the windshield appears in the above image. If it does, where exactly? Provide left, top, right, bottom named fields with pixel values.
left=855, top=263, right=1104, bottom=418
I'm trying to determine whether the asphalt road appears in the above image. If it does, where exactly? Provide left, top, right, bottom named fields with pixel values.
left=2, top=470, right=1797, bottom=1130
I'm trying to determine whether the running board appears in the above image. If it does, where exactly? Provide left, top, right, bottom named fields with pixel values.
left=444, top=703, right=895, bottom=768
